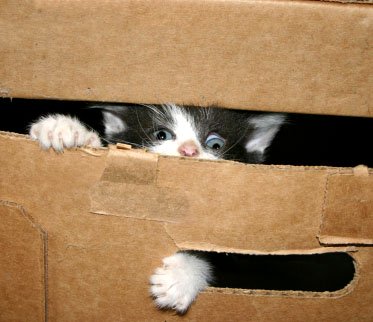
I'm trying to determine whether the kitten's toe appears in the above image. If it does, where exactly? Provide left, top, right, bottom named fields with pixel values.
left=52, top=116, right=87, bottom=150
left=85, top=131, right=102, bottom=148
left=149, top=252, right=212, bottom=314
left=29, top=114, right=102, bottom=151
left=152, top=288, right=192, bottom=313
left=30, top=118, right=56, bottom=150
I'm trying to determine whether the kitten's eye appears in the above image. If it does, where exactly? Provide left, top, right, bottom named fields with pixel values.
left=153, top=129, right=174, bottom=141
left=205, top=133, right=225, bottom=150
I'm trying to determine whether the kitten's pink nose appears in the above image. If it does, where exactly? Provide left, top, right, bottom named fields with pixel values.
left=178, top=141, right=200, bottom=157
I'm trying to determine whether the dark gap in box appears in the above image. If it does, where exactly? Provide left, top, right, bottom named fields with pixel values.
left=0, top=98, right=372, bottom=167
left=188, top=251, right=355, bottom=292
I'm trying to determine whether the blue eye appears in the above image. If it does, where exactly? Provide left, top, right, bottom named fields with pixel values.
left=153, top=129, right=174, bottom=141
left=205, top=133, right=225, bottom=150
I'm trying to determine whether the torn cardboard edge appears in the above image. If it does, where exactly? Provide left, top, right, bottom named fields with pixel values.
left=0, top=132, right=370, bottom=174
left=205, top=282, right=357, bottom=300
left=107, top=143, right=370, bottom=174
left=353, top=165, right=370, bottom=177
left=0, top=130, right=31, bottom=140
left=318, top=236, right=373, bottom=245
left=116, top=142, right=133, bottom=150
left=0, top=131, right=107, bottom=156
left=317, top=0, right=373, bottom=3
left=172, top=243, right=357, bottom=255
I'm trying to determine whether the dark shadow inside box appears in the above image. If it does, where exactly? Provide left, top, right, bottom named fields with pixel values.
left=189, top=251, right=355, bottom=292
left=0, top=98, right=372, bottom=167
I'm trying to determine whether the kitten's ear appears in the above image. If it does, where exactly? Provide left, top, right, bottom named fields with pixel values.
left=92, top=105, right=127, bottom=136
left=245, top=114, right=285, bottom=158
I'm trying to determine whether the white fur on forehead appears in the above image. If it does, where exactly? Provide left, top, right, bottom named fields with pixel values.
left=150, top=103, right=198, bottom=153
left=149, top=103, right=217, bottom=160
left=246, top=114, right=285, bottom=154
left=160, top=103, right=192, bottom=122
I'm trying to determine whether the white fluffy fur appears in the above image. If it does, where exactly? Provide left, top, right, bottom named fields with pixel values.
left=29, top=114, right=102, bottom=151
left=149, top=104, right=219, bottom=160
left=103, top=111, right=126, bottom=135
left=150, top=252, right=212, bottom=313
left=246, top=114, right=285, bottom=154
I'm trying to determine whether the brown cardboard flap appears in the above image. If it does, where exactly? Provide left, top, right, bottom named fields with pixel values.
left=1, top=133, right=373, bottom=321
left=100, top=147, right=158, bottom=185
left=90, top=181, right=189, bottom=222
left=319, top=168, right=373, bottom=245
left=91, top=147, right=373, bottom=250
left=0, top=201, right=46, bottom=322
left=91, top=147, right=336, bottom=251
left=0, top=0, right=372, bottom=116
left=90, top=147, right=189, bottom=221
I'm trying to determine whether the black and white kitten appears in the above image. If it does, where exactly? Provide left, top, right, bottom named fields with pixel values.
left=29, top=103, right=285, bottom=313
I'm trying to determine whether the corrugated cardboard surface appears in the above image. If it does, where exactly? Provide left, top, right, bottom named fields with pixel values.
left=319, top=170, right=373, bottom=245
left=0, top=202, right=46, bottom=322
left=0, top=0, right=372, bottom=116
left=1, top=133, right=372, bottom=321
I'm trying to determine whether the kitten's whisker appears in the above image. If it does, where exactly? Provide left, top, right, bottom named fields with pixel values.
left=134, top=109, right=153, bottom=142
left=220, top=131, right=248, bottom=157
left=142, top=103, right=168, bottom=122
left=99, top=136, right=111, bottom=145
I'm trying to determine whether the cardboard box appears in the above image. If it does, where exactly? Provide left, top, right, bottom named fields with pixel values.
left=0, top=0, right=372, bottom=116
left=1, top=134, right=372, bottom=321
left=0, top=0, right=372, bottom=321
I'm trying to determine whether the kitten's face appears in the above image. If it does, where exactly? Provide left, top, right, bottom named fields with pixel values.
left=101, top=104, right=284, bottom=163
left=144, top=105, right=220, bottom=160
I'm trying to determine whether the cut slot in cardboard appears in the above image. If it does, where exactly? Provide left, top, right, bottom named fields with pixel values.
left=186, top=251, right=356, bottom=293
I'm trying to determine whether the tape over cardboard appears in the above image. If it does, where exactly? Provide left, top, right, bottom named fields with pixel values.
left=91, top=146, right=373, bottom=251
left=319, top=168, right=373, bottom=245
left=90, top=146, right=189, bottom=222
left=90, top=147, right=318, bottom=250
left=100, top=146, right=158, bottom=185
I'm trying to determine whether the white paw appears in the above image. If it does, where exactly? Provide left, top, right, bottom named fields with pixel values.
left=29, top=114, right=102, bottom=152
left=150, top=252, right=212, bottom=313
